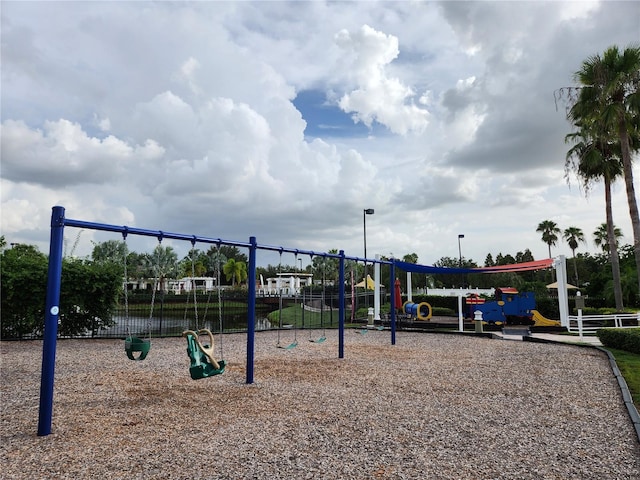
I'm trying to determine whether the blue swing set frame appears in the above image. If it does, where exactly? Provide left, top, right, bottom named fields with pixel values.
left=37, top=206, right=399, bottom=436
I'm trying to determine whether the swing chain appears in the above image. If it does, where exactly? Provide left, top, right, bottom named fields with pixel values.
left=190, top=240, right=199, bottom=330
left=146, top=238, right=163, bottom=341
left=216, top=242, right=224, bottom=360
left=122, top=231, right=130, bottom=338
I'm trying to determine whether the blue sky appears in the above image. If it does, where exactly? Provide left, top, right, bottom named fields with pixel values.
left=1, top=1, right=639, bottom=270
left=294, top=89, right=389, bottom=139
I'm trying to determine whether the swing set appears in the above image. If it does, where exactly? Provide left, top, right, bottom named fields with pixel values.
left=38, top=205, right=400, bottom=436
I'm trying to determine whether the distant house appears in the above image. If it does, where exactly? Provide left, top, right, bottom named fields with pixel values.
left=168, top=277, right=216, bottom=295
left=125, top=276, right=216, bottom=295
left=259, top=273, right=313, bottom=295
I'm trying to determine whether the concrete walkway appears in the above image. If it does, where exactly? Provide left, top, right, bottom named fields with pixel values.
left=530, top=332, right=602, bottom=346
left=492, top=330, right=602, bottom=346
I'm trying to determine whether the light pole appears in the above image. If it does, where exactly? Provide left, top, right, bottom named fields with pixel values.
left=363, top=209, right=374, bottom=308
left=458, top=234, right=464, bottom=289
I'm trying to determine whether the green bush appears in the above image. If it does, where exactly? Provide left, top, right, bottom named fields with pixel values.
left=1, top=245, right=47, bottom=338
left=597, top=328, right=640, bottom=355
left=407, top=295, right=459, bottom=311
left=1, top=246, right=121, bottom=339
left=432, top=306, right=456, bottom=316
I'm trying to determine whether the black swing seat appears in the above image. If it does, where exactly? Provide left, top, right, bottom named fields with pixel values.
left=183, top=330, right=225, bottom=380
left=125, top=336, right=151, bottom=361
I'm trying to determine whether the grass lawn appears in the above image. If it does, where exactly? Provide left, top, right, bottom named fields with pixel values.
left=605, top=348, right=640, bottom=408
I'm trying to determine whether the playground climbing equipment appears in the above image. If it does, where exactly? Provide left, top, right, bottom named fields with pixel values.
left=402, top=301, right=432, bottom=321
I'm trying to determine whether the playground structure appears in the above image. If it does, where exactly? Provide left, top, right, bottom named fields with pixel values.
left=393, top=258, right=574, bottom=329
left=402, top=301, right=433, bottom=321
left=38, top=206, right=573, bottom=437
left=466, top=288, right=561, bottom=327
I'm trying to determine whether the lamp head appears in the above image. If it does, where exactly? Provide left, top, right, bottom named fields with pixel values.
left=364, top=209, right=375, bottom=215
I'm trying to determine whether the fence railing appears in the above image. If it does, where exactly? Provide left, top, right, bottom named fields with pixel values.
left=567, top=312, right=640, bottom=335
left=5, top=292, right=373, bottom=340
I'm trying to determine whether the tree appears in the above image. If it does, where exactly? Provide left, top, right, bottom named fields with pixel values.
left=144, top=245, right=178, bottom=292
left=563, top=227, right=585, bottom=285
left=515, top=249, right=535, bottom=264
left=179, top=248, right=208, bottom=277
left=495, top=253, right=516, bottom=266
left=91, top=240, right=126, bottom=264
left=593, top=222, right=624, bottom=310
left=569, top=44, right=640, bottom=296
left=402, top=253, right=418, bottom=264
left=206, top=247, right=228, bottom=280
left=1, top=244, right=48, bottom=338
left=433, top=256, right=467, bottom=287
left=593, top=223, right=623, bottom=253
left=484, top=253, right=495, bottom=267
left=1, top=244, right=120, bottom=338
left=217, top=245, right=248, bottom=265
left=56, top=258, right=121, bottom=336
left=223, top=258, right=247, bottom=287
left=536, top=220, right=561, bottom=258
left=565, top=113, right=626, bottom=309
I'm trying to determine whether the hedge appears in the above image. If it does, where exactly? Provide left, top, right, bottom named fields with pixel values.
left=597, top=328, right=640, bottom=355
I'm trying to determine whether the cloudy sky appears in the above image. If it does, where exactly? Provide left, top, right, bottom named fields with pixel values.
left=1, top=1, right=639, bottom=268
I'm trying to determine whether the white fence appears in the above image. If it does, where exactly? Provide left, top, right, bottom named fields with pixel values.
left=567, top=312, right=640, bottom=336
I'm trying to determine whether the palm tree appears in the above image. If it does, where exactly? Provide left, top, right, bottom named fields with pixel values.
left=536, top=220, right=561, bottom=258
left=563, top=227, right=585, bottom=285
left=145, top=245, right=178, bottom=293
left=91, top=239, right=126, bottom=264
left=593, top=223, right=623, bottom=253
left=565, top=124, right=625, bottom=310
left=206, top=248, right=227, bottom=285
left=223, top=258, right=247, bottom=287
left=569, top=44, right=640, bottom=296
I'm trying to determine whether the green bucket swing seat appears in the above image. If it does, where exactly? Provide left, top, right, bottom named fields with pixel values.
left=124, top=336, right=151, bottom=361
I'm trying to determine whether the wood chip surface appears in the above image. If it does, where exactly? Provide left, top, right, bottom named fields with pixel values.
left=1, top=330, right=639, bottom=479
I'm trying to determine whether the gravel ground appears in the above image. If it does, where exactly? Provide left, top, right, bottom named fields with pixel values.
left=1, top=330, right=639, bottom=479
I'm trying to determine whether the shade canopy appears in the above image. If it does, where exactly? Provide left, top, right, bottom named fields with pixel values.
left=355, top=274, right=382, bottom=290
left=546, top=282, right=578, bottom=289
left=394, top=258, right=553, bottom=274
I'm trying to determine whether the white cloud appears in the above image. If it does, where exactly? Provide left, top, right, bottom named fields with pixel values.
left=0, top=119, right=164, bottom=187
left=334, top=25, right=430, bottom=135
left=1, top=1, right=638, bottom=266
